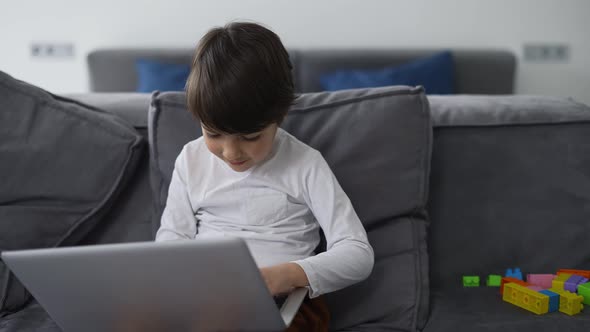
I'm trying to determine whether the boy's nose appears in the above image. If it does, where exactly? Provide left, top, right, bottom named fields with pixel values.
left=222, top=143, right=242, bottom=160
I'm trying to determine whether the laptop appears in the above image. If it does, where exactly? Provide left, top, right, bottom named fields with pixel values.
left=1, top=237, right=307, bottom=332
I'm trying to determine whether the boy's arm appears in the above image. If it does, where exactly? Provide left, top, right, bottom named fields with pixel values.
left=155, top=150, right=198, bottom=241
left=291, top=152, right=374, bottom=298
left=259, top=262, right=309, bottom=296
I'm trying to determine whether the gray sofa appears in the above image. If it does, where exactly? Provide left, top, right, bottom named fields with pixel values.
left=87, top=48, right=516, bottom=94
left=2, top=49, right=590, bottom=332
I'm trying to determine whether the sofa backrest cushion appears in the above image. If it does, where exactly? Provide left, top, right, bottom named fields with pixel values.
left=427, top=95, right=590, bottom=290
left=0, top=71, right=144, bottom=315
left=64, top=93, right=154, bottom=245
left=148, top=86, right=432, bottom=331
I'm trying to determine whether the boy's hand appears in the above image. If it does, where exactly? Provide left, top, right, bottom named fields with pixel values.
left=259, top=263, right=309, bottom=297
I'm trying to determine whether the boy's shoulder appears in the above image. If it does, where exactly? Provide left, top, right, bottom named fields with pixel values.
left=184, top=136, right=206, bottom=153
left=268, top=128, right=327, bottom=175
left=276, top=128, right=321, bottom=160
left=177, top=136, right=208, bottom=165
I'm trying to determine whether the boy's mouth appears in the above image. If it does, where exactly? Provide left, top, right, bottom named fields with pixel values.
left=228, top=159, right=247, bottom=166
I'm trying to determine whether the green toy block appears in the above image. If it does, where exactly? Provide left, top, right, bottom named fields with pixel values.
left=463, top=275, right=480, bottom=287
left=487, top=274, right=502, bottom=287
left=578, top=282, right=590, bottom=305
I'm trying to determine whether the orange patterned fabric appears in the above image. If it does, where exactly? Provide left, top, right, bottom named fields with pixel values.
left=285, top=295, right=330, bottom=332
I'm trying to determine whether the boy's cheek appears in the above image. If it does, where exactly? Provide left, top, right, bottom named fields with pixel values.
left=205, top=141, right=223, bottom=158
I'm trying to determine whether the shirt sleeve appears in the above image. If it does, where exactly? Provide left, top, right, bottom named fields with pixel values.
left=291, top=151, right=375, bottom=298
left=155, top=147, right=198, bottom=241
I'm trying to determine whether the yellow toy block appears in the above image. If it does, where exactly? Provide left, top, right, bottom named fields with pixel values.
left=503, top=283, right=549, bottom=314
left=549, top=288, right=584, bottom=316
left=551, top=273, right=572, bottom=291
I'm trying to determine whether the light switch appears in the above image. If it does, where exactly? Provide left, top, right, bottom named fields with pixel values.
left=523, top=44, right=569, bottom=62
left=31, top=43, right=75, bottom=58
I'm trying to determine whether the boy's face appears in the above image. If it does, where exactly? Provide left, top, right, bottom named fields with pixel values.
left=202, top=124, right=279, bottom=172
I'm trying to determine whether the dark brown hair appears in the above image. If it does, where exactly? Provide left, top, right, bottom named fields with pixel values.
left=186, top=22, right=295, bottom=134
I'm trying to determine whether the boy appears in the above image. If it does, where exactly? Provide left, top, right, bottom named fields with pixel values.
left=155, top=21, right=374, bottom=331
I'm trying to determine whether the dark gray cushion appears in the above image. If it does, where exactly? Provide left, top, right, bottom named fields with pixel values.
left=0, top=71, right=144, bottom=315
left=427, top=95, right=590, bottom=292
left=0, top=300, right=60, bottom=332
left=148, top=86, right=432, bottom=331
left=66, top=93, right=154, bottom=246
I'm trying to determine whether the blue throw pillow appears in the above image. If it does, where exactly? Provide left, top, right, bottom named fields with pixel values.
left=135, top=59, right=190, bottom=92
left=319, top=51, right=455, bottom=94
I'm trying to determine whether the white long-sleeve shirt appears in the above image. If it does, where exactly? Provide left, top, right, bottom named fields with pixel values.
left=156, top=128, right=374, bottom=298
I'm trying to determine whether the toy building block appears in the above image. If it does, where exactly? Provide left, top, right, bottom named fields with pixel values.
left=527, top=274, right=556, bottom=289
left=487, top=275, right=502, bottom=287
left=552, top=273, right=572, bottom=291
left=564, top=275, right=589, bottom=293
left=578, top=282, right=590, bottom=305
left=463, top=276, right=480, bottom=287
left=505, top=268, right=523, bottom=280
left=557, top=269, right=590, bottom=280
left=527, top=285, right=544, bottom=292
left=549, top=288, right=584, bottom=316
left=539, top=290, right=560, bottom=312
left=503, top=283, right=549, bottom=315
left=500, top=277, right=529, bottom=295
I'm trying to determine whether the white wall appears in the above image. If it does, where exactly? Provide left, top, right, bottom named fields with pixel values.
left=1, top=0, right=589, bottom=104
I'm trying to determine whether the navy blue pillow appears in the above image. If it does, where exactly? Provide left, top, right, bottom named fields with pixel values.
left=135, top=59, right=190, bottom=93
left=319, top=51, right=455, bottom=94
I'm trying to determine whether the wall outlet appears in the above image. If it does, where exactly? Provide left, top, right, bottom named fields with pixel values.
left=31, top=43, right=75, bottom=58
left=523, top=44, right=569, bottom=62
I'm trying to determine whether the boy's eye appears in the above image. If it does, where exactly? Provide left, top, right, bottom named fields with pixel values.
left=205, top=132, right=220, bottom=138
left=242, top=135, right=261, bottom=141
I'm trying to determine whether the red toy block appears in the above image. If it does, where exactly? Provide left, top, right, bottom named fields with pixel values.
left=557, top=269, right=590, bottom=280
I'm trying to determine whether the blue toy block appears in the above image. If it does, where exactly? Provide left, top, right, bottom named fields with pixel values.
left=539, top=289, right=559, bottom=313
left=505, top=268, right=523, bottom=281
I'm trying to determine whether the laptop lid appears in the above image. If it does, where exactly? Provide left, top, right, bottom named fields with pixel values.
left=2, top=237, right=303, bottom=332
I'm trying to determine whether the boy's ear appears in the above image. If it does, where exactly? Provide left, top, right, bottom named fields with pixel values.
left=277, top=113, right=287, bottom=126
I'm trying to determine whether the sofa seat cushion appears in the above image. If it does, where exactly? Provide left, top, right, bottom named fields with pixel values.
left=148, top=86, right=432, bottom=331
left=423, top=287, right=590, bottom=332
